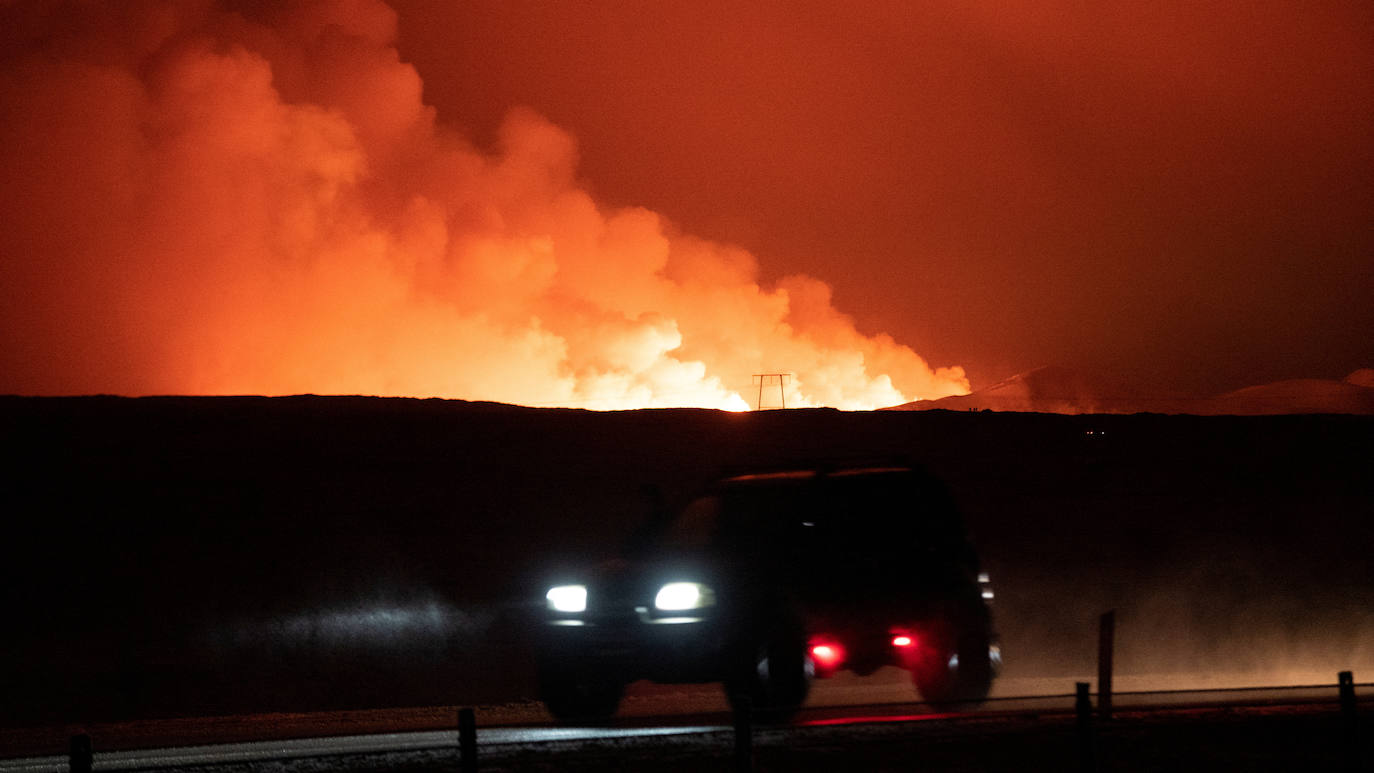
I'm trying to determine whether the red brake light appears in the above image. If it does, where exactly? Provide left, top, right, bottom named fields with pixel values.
left=891, top=634, right=915, bottom=648
left=809, top=639, right=845, bottom=671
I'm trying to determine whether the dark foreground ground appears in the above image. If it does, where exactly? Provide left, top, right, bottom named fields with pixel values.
left=2, top=700, right=1366, bottom=772
left=2, top=396, right=1371, bottom=728
left=474, top=705, right=1366, bottom=773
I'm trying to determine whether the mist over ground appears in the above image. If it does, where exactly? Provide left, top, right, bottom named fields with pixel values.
left=2, top=396, right=1370, bottom=724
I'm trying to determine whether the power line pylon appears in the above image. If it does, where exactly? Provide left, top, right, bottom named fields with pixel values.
left=751, top=373, right=791, bottom=410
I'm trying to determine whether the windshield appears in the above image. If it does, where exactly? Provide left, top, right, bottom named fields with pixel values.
left=660, top=495, right=720, bottom=550
left=653, top=470, right=972, bottom=574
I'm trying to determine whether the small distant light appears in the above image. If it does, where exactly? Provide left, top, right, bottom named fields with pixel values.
left=978, top=572, right=990, bottom=584
left=982, top=589, right=995, bottom=600
left=802, top=521, right=816, bottom=527
left=891, top=635, right=914, bottom=648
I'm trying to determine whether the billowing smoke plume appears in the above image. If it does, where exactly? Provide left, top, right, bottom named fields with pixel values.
left=0, top=0, right=967, bottom=410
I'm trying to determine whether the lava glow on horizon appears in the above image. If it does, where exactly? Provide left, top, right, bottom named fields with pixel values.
left=0, top=1, right=968, bottom=411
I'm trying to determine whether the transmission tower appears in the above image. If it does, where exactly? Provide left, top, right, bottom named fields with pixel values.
left=751, top=373, right=791, bottom=410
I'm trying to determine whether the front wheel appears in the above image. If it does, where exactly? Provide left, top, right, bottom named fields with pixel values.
left=537, top=661, right=625, bottom=723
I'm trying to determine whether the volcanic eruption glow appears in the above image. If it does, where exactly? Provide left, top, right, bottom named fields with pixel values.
left=0, top=0, right=968, bottom=410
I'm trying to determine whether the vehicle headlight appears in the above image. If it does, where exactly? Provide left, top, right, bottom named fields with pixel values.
left=654, top=582, right=716, bottom=611
left=546, top=584, right=587, bottom=613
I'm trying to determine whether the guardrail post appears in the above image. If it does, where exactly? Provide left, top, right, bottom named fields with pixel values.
left=1075, top=682, right=1096, bottom=773
left=733, top=695, right=753, bottom=773
left=459, top=707, right=477, bottom=773
left=69, top=734, right=93, bottom=773
left=1098, top=610, right=1115, bottom=721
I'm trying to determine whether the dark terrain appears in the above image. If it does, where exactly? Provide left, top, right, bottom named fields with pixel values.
left=2, top=396, right=1371, bottom=727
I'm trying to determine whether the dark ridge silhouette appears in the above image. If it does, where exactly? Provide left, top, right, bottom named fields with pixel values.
left=885, top=366, right=1374, bottom=415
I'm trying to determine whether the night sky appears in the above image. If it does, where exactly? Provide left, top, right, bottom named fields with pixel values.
left=2, top=1, right=1370, bottom=405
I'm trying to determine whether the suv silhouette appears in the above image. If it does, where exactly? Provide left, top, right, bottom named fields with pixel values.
left=535, top=463, right=999, bottom=721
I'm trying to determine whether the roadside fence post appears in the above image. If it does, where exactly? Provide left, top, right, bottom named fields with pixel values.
left=1338, top=671, right=1358, bottom=771
left=459, top=707, right=478, bottom=773
left=1098, top=610, right=1115, bottom=721
left=69, top=734, right=93, bottom=773
left=733, top=695, right=753, bottom=773
left=1075, top=682, right=1096, bottom=773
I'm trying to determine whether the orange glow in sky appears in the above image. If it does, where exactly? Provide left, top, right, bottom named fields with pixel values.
left=2, top=1, right=1370, bottom=405
left=0, top=0, right=971, bottom=410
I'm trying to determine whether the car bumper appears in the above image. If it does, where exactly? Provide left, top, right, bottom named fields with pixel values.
left=537, top=616, right=728, bottom=683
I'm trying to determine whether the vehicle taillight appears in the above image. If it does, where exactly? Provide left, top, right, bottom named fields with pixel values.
left=808, top=638, right=845, bottom=676
left=811, top=644, right=840, bottom=664
left=889, top=629, right=922, bottom=668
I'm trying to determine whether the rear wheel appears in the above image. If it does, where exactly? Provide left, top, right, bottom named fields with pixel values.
left=538, top=661, right=625, bottom=723
left=723, top=622, right=812, bottom=722
left=911, top=626, right=993, bottom=707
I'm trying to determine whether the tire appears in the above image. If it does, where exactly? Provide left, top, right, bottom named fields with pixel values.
left=911, top=626, right=993, bottom=707
left=723, top=621, right=812, bottom=722
left=537, top=661, right=625, bottom=723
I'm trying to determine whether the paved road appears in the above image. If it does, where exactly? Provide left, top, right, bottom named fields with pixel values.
left=2, top=679, right=1364, bottom=772
left=0, top=724, right=735, bottom=772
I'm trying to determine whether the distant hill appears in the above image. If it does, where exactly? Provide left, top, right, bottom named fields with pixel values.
left=1214, top=376, right=1374, bottom=415
left=885, top=366, right=1374, bottom=415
